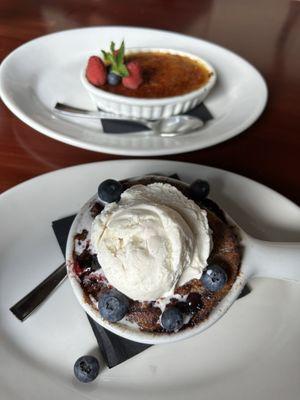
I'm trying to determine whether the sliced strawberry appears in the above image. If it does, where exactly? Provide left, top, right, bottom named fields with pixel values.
left=122, top=61, right=143, bottom=89
left=86, top=56, right=107, bottom=86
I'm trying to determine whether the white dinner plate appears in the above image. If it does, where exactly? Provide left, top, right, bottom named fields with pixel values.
left=0, top=27, right=267, bottom=156
left=1, top=159, right=300, bottom=400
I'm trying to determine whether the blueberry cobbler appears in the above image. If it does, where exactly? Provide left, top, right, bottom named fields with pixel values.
left=71, top=175, right=241, bottom=334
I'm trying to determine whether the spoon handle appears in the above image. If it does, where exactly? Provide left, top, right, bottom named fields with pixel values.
left=54, top=102, right=150, bottom=126
left=10, top=262, right=67, bottom=321
left=54, top=102, right=122, bottom=119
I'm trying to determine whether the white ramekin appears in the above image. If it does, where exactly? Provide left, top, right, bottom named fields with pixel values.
left=81, top=48, right=216, bottom=119
left=65, top=175, right=240, bottom=345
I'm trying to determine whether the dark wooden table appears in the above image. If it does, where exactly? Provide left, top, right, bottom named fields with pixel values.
left=1, top=0, right=299, bottom=204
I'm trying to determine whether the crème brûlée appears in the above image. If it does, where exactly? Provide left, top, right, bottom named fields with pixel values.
left=71, top=176, right=241, bottom=334
left=84, top=41, right=216, bottom=118
left=100, top=52, right=213, bottom=98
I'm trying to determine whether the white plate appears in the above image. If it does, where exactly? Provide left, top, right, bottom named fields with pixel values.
left=0, top=27, right=267, bottom=156
left=1, top=159, right=300, bottom=400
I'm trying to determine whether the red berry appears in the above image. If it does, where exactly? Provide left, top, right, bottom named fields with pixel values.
left=73, top=261, right=83, bottom=277
left=122, top=61, right=143, bottom=89
left=86, top=56, right=107, bottom=86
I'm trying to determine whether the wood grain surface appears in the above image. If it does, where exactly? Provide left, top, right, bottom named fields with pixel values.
left=0, top=0, right=299, bottom=204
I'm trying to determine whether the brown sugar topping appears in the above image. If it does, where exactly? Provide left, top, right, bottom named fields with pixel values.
left=100, top=52, right=212, bottom=98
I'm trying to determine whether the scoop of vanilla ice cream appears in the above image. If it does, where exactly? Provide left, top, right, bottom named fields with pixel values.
left=91, top=183, right=212, bottom=301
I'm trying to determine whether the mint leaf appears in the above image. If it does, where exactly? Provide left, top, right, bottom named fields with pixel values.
left=110, top=41, right=115, bottom=54
left=101, top=50, right=110, bottom=64
left=118, top=64, right=129, bottom=77
left=110, top=65, right=119, bottom=75
left=107, top=53, right=115, bottom=65
left=101, top=40, right=129, bottom=77
left=116, top=40, right=125, bottom=67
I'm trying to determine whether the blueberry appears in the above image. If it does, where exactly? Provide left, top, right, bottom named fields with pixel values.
left=186, top=293, right=203, bottom=314
left=107, top=72, right=121, bottom=86
left=74, top=355, right=100, bottom=383
left=98, top=289, right=129, bottom=322
left=189, top=179, right=210, bottom=201
left=161, top=307, right=184, bottom=332
left=201, top=264, right=227, bottom=292
left=98, top=179, right=123, bottom=203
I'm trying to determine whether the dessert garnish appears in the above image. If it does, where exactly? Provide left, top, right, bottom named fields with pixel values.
left=201, top=263, right=227, bottom=292
left=161, top=307, right=184, bottom=332
left=74, top=355, right=100, bottom=383
left=98, top=289, right=129, bottom=322
left=101, top=40, right=129, bottom=79
left=86, top=41, right=143, bottom=90
left=98, top=179, right=124, bottom=203
left=86, top=56, right=107, bottom=87
left=189, top=179, right=210, bottom=201
left=121, top=61, right=143, bottom=90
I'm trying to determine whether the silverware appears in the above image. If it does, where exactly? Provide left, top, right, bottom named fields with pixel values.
left=54, top=102, right=204, bottom=136
left=10, top=262, right=67, bottom=321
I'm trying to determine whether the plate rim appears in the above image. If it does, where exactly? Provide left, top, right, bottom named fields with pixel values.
left=0, top=26, right=268, bottom=156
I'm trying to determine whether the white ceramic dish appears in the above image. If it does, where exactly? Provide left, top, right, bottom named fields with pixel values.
left=65, top=175, right=300, bottom=344
left=0, top=26, right=267, bottom=156
left=1, top=160, right=300, bottom=399
left=81, top=47, right=216, bottom=119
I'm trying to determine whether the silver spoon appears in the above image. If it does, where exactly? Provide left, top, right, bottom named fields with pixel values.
left=54, top=102, right=204, bottom=136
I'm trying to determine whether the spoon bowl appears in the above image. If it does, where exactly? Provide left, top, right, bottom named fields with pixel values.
left=155, top=115, right=204, bottom=136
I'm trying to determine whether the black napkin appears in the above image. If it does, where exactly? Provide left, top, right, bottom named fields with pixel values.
left=52, top=216, right=151, bottom=368
left=100, top=102, right=213, bottom=133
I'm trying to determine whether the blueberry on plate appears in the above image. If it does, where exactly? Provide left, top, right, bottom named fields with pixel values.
left=98, top=289, right=129, bottom=322
left=98, top=179, right=123, bottom=203
left=107, top=72, right=121, bottom=86
left=189, top=179, right=210, bottom=201
left=201, top=264, right=227, bottom=292
left=74, top=355, right=100, bottom=383
left=161, top=307, right=184, bottom=332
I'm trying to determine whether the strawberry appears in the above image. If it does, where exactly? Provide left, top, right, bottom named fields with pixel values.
left=122, top=61, right=143, bottom=89
left=86, top=56, right=107, bottom=86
